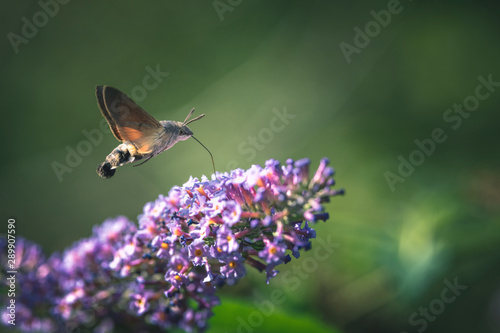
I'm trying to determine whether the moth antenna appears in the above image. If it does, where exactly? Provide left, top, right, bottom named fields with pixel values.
left=183, top=108, right=206, bottom=126
left=185, top=114, right=205, bottom=126
left=191, top=136, right=216, bottom=175
left=182, top=108, right=196, bottom=125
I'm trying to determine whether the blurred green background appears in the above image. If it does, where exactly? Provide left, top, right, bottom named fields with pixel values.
left=1, top=1, right=500, bottom=332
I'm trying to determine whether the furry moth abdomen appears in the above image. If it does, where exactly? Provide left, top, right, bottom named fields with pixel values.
left=97, top=142, right=141, bottom=179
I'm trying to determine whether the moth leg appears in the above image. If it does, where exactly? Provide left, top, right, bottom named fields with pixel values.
left=133, top=155, right=154, bottom=167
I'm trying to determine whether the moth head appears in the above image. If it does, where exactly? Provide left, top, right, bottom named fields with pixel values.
left=177, top=124, right=194, bottom=141
left=179, top=108, right=204, bottom=141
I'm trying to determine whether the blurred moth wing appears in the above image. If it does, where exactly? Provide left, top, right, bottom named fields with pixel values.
left=96, top=85, right=167, bottom=156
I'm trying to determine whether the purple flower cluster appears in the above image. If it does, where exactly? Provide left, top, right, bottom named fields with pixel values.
left=1, top=158, right=343, bottom=332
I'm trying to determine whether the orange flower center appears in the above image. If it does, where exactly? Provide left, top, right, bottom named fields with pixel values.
left=256, top=178, right=265, bottom=187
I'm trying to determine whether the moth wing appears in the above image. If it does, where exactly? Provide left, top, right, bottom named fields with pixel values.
left=96, top=85, right=164, bottom=155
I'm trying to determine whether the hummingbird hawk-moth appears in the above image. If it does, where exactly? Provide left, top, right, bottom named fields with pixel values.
left=95, top=85, right=214, bottom=179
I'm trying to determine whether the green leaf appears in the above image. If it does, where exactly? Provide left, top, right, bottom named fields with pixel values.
left=208, top=297, right=342, bottom=333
